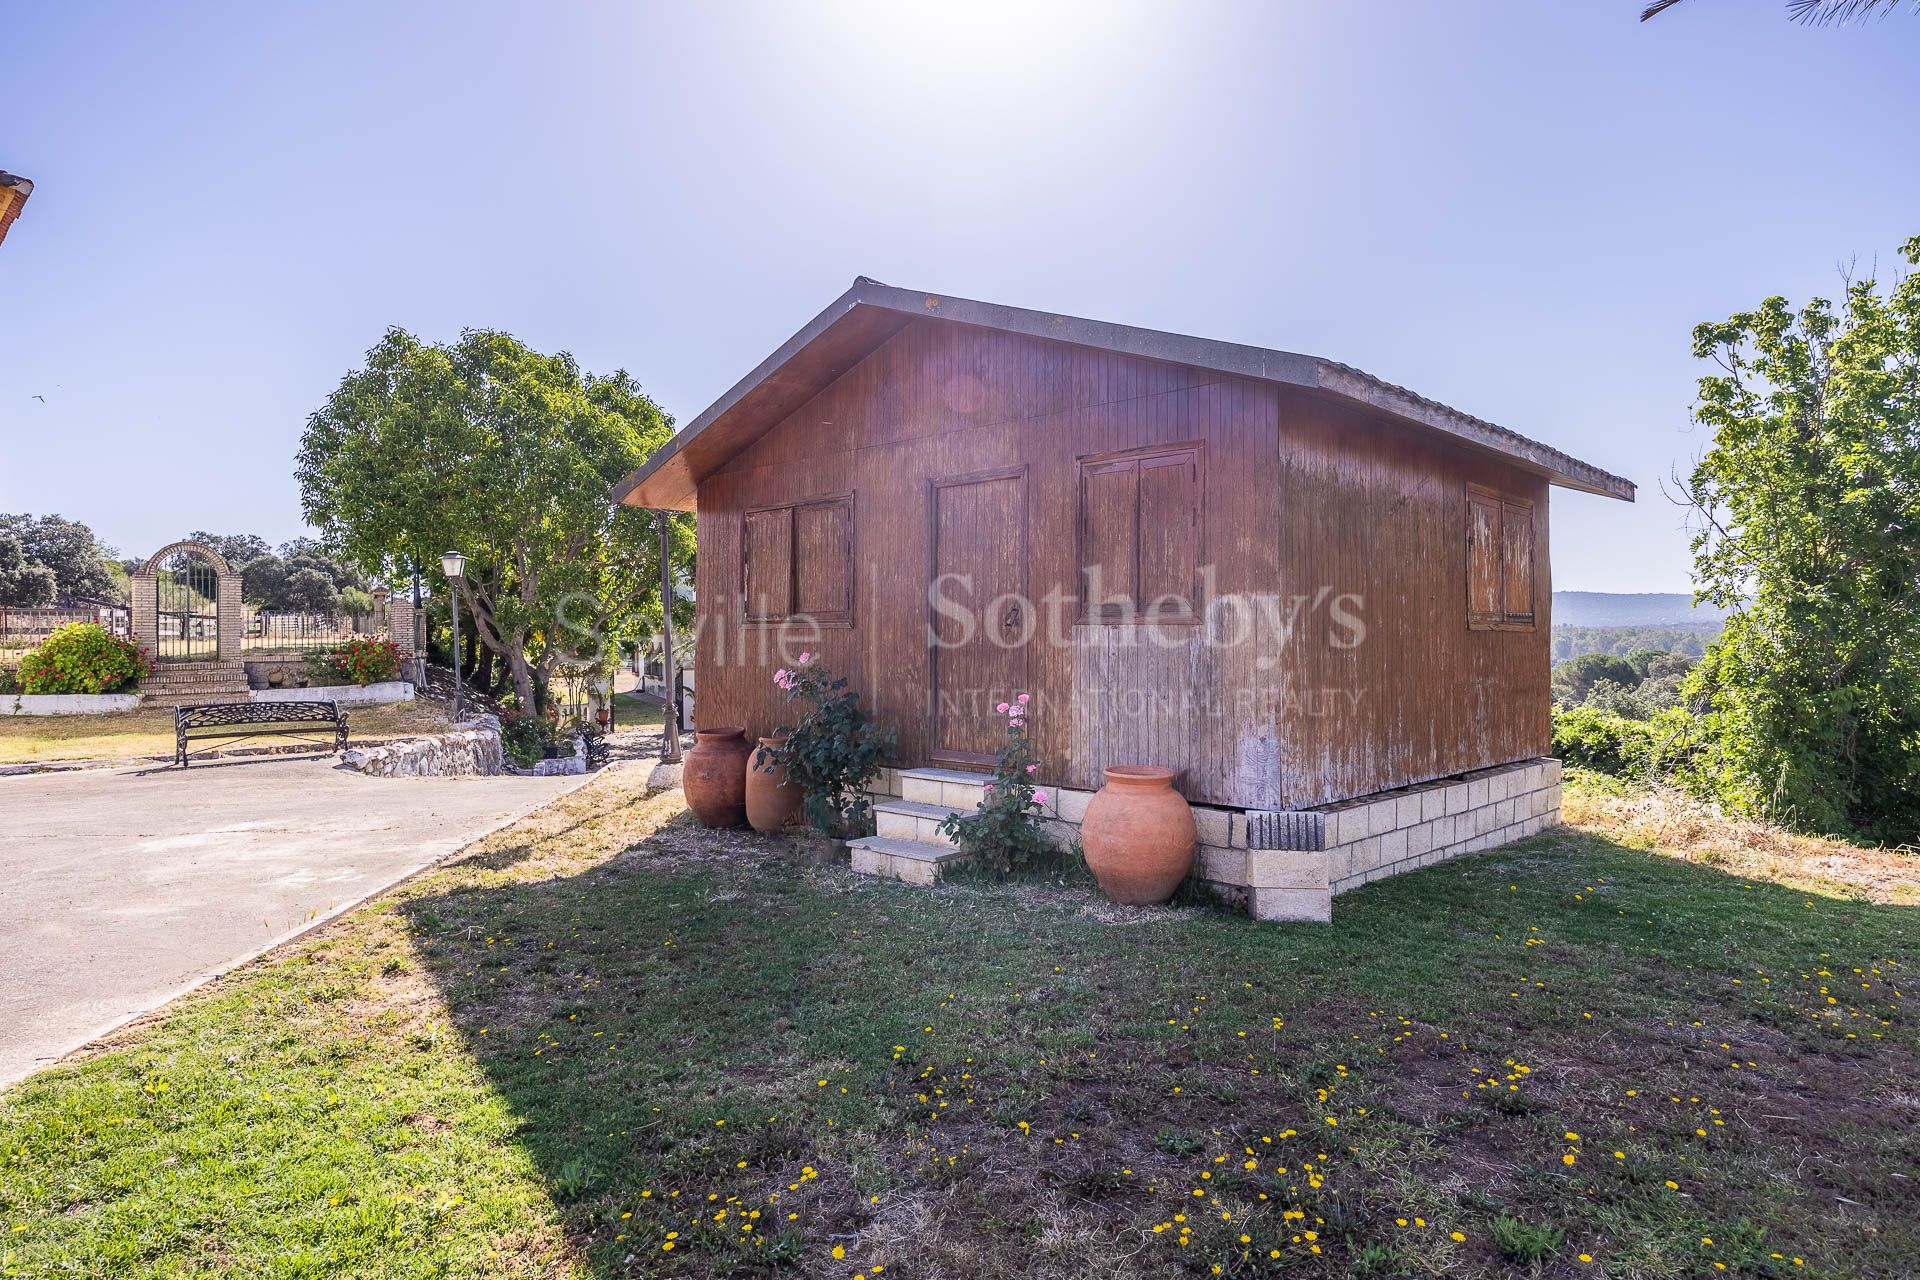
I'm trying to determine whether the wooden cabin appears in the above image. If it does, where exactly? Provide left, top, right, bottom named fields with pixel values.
left=617, top=279, right=1633, bottom=919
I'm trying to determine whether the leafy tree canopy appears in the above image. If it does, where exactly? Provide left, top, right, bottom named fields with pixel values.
left=0, top=534, right=58, bottom=607
left=0, top=513, right=119, bottom=602
left=296, top=327, right=690, bottom=711
left=1682, top=235, right=1920, bottom=840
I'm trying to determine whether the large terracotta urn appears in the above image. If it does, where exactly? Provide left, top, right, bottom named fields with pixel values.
left=1080, top=766, right=1196, bottom=905
left=684, top=727, right=753, bottom=828
left=746, top=734, right=804, bottom=834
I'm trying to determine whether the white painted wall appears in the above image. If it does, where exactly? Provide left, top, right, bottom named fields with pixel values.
left=252, top=682, right=414, bottom=707
left=3, top=693, right=144, bottom=716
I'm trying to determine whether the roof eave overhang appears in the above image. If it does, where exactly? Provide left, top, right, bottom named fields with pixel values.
left=615, top=278, right=1635, bottom=510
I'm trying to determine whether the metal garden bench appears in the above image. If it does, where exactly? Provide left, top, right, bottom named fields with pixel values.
left=174, top=700, right=349, bottom=767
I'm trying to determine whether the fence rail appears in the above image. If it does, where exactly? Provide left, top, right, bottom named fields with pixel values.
left=246, top=612, right=386, bottom=655
left=0, top=605, right=131, bottom=657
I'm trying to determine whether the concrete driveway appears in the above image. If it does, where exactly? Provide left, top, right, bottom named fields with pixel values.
left=0, top=757, right=582, bottom=1087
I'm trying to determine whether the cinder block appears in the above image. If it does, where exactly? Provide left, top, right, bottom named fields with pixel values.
left=896, top=856, right=937, bottom=887
left=1433, top=814, right=1457, bottom=848
left=1489, top=771, right=1513, bottom=802
left=1326, top=844, right=1354, bottom=885
left=1379, top=827, right=1408, bottom=860
left=850, top=846, right=888, bottom=876
left=1407, top=822, right=1433, bottom=856
left=1246, top=850, right=1330, bottom=889
left=1467, top=779, right=1490, bottom=808
left=876, top=810, right=917, bottom=841
left=1324, top=805, right=1360, bottom=848
left=1229, top=812, right=1249, bottom=849
left=1419, top=787, right=1444, bottom=822
left=1543, top=757, right=1563, bottom=785
left=1055, top=787, right=1093, bottom=824
left=1396, top=793, right=1424, bottom=828
left=1249, top=886, right=1333, bottom=923
left=1367, top=798, right=1398, bottom=837
left=1202, top=845, right=1248, bottom=886
left=1443, top=782, right=1468, bottom=815
left=1192, top=806, right=1232, bottom=848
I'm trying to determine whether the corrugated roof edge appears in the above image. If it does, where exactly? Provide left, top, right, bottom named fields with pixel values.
left=616, top=277, right=1636, bottom=508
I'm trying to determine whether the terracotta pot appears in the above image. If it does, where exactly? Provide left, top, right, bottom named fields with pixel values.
left=1080, top=766, right=1196, bottom=905
left=684, top=727, right=752, bottom=828
left=746, top=734, right=804, bottom=833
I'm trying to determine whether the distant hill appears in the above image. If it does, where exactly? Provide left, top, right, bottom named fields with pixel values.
left=1553, top=592, right=1730, bottom=628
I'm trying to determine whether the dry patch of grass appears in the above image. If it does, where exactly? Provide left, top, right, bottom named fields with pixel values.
left=1562, top=769, right=1920, bottom=906
left=0, top=700, right=454, bottom=765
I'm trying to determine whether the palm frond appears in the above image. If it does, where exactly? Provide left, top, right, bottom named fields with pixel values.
left=1787, top=0, right=1916, bottom=22
left=1645, top=0, right=1915, bottom=20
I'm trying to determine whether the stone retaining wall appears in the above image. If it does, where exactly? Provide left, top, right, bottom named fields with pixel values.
left=341, top=718, right=504, bottom=777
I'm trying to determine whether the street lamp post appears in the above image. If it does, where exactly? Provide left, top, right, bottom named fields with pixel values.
left=440, top=551, right=467, bottom=721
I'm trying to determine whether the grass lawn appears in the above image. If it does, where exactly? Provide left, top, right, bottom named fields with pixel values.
left=608, top=692, right=665, bottom=730
left=0, top=702, right=453, bottom=765
left=2, top=770, right=1914, bottom=1278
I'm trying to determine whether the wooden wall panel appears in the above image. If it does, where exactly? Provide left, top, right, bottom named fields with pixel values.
left=1269, top=389, right=1551, bottom=808
left=691, top=315, right=1551, bottom=811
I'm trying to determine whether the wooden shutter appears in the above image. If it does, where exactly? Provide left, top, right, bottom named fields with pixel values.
left=1080, top=459, right=1139, bottom=620
left=743, top=508, right=792, bottom=622
left=1466, top=487, right=1503, bottom=629
left=793, top=498, right=852, bottom=624
left=1137, top=450, right=1199, bottom=618
left=1501, top=498, right=1535, bottom=625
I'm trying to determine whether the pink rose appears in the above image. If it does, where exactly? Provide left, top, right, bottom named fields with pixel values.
left=1017, top=693, right=1030, bottom=705
left=1032, top=790, right=1048, bottom=805
left=798, top=652, right=812, bottom=664
left=1026, top=763, right=1038, bottom=773
left=996, top=702, right=1009, bottom=713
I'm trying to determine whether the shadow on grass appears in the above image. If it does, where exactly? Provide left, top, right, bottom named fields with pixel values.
left=399, top=817, right=1919, bottom=1277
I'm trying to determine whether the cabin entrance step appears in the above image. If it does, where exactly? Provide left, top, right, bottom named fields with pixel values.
left=896, top=766, right=989, bottom=808
left=847, top=835, right=972, bottom=886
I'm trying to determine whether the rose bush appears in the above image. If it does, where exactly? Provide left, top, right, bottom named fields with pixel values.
left=762, top=654, right=895, bottom=837
left=16, top=623, right=152, bottom=694
left=936, top=693, right=1058, bottom=876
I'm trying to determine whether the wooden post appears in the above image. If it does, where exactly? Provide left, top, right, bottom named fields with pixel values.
left=657, top=512, right=681, bottom=763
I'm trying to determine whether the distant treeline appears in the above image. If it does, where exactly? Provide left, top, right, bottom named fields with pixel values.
left=1552, top=624, right=1721, bottom=662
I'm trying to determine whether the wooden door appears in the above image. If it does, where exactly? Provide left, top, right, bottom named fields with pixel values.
left=929, top=468, right=1028, bottom=768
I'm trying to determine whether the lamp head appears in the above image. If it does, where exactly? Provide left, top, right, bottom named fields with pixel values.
left=440, top=551, right=466, bottom=579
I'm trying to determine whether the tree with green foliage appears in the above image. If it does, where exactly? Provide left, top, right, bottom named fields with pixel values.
left=1681, top=235, right=1920, bottom=841
left=0, top=534, right=57, bottom=607
left=0, top=513, right=119, bottom=602
left=296, top=327, right=690, bottom=711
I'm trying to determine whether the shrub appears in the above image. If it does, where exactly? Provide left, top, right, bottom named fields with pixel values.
left=1552, top=704, right=1704, bottom=785
left=762, top=655, right=895, bottom=837
left=308, top=636, right=404, bottom=686
left=937, top=694, right=1057, bottom=876
left=500, top=709, right=558, bottom=767
left=16, top=623, right=151, bottom=694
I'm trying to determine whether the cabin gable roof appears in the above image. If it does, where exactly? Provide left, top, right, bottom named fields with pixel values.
left=616, top=278, right=1636, bottom=510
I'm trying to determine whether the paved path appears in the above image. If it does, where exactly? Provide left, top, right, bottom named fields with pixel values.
left=0, top=757, right=581, bottom=1087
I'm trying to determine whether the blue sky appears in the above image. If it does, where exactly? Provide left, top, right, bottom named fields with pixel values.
left=2, top=1, right=1915, bottom=592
